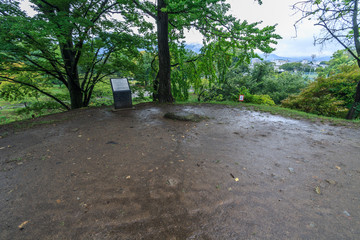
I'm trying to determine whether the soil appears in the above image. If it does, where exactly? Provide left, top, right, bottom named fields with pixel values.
left=0, top=103, right=359, bottom=240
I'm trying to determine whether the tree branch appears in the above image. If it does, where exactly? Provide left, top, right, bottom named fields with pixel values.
left=132, top=0, right=157, bottom=20
left=0, top=76, right=70, bottom=110
left=315, top=21, right=360, bottom=63
left=171, top=56, right=201, bottom=67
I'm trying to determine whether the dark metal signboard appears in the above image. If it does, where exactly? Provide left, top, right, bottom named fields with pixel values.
left=110, top=78, right=132, bottom=109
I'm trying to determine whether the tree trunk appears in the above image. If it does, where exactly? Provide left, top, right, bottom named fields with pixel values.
left=346, top=78, right=360, bottom=119
left=153, top=72, right=159, bottom=101
left=68, top=78, right=83, bottom=109
left=156, top=0, right=174, bottom=103
left=60, top=41, right=84, bottom=109
left=347, top=0, right=360, bottom=119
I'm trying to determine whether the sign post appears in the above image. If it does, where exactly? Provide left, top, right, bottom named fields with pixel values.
left=110, top=78, right=133, bottom=109
left=239, top=95, right=244, bottom=102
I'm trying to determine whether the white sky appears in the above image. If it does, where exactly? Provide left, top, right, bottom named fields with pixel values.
left=185, top=0, right=341, bottom=57
left=20, top=0, right=341, bottom=57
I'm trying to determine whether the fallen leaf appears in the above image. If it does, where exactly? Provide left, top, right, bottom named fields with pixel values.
left=18, top=221, right=29, bottom=229
left=325, top=179, right=336, bottom=185
left=343, top=210, right=351, bottom=217
left=335, top=166, right=341, bottom=170
left=315, top=186, right=321, bottom=194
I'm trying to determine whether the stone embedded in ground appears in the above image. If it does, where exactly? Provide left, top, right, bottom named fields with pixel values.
left=164, top=112, right=208, bottom=122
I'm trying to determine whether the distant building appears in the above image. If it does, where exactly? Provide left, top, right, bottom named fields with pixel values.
left=301, top=59, right=310, bottom=64
left=271, top=59, right=289, bottom=71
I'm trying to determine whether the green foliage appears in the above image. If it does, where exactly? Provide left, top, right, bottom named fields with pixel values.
left=238, top=87, right=275, bottom=106
left=14, top=101, right=64, bottom=117
left=282, top=65, right=359, bottom=118
left=201, top=84, right=275, bottom=106
left=280, top=62, right=313, bottom=72
left=0, top=80, right=39, bottom=102
left=128, top=0, right=281, bottom=102
left=260, top=72, right=309, bottom=104
left=212, top=60, right=309, bottom=105
left=245, top=94, right=275, bottom=106
left=316, top=50, right=356, bottom=77
left=0, top=0, right=144, bottom=109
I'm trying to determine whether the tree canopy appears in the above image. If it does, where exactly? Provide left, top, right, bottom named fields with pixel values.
left=125, top=0, right=281, bottom=102
left=0, top=0, right=281, bottom=110
left=293, top=0, right=360, bottom=118
left=0, top=0, right=144, bottom=109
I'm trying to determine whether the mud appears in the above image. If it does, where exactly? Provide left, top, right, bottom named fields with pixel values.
left=0, top=103, right=359, bottom=239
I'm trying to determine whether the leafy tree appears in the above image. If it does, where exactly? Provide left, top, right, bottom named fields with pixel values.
left=282, top=64, right=359, bottom=117
left=293, top=0, right=360, bottom=119
left=0, top=0, right=143, bottom=110
left=316, top=49, right=356, bottom=77
left=126, top=0, right=281, bottom=103
left=260, top=72, right=309, bottom=104
left=224, top=61, right=308, bottom=104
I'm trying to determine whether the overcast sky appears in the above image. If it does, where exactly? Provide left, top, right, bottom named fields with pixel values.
left=20, top=0, right=341, bottom=58
left=185, top=0, right=341, bottom=57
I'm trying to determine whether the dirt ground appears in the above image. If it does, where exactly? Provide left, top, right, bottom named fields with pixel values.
left=0, top=103, right=359, bottom=240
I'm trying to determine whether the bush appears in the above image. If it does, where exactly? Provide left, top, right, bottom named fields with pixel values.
left=246, top=94, right=275, bottom=106
left=201, top=85, right=275, bottom=106
left=281, top=65, right=358, bottom=118
left=14, top=101, right=65, bottom=119
left=201, top=84, right=237, bottom=102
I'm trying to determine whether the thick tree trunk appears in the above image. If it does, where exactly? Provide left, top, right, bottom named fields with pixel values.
left=68, top=79, right=83, bottom=109
left=346, top=79, right=360, bottom=119
left=156, top=0, right=174, bottom=103
left=60, top=41, right=84, bottom=109
left=347, top=0, right=360, bottom=119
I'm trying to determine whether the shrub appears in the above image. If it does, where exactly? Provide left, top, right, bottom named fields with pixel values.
left=201, top=85, right=275, bottom=106
left=281, top=65, right=358, bottom=118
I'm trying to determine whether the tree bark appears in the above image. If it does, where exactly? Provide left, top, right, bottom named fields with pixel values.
left=156, top=0, right=174, bottom=103
left=60, top=40, right=83, bottom=109
left=68, top=80, right=83, bottom=109
left=346, top=0, right=360, bottom=119
left=346, top=79, right=360, bottom=119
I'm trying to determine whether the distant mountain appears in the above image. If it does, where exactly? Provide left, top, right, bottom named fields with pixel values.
left=258, top=53, right=331, bottom=62
left=184, top=44, right=332, bottom=62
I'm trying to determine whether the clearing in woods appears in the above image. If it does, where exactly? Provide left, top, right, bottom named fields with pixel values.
left=0, top=103, right=359, bottom=239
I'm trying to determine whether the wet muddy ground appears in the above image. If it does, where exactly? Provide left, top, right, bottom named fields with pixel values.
left=0, top=103, right=359, bottom=239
